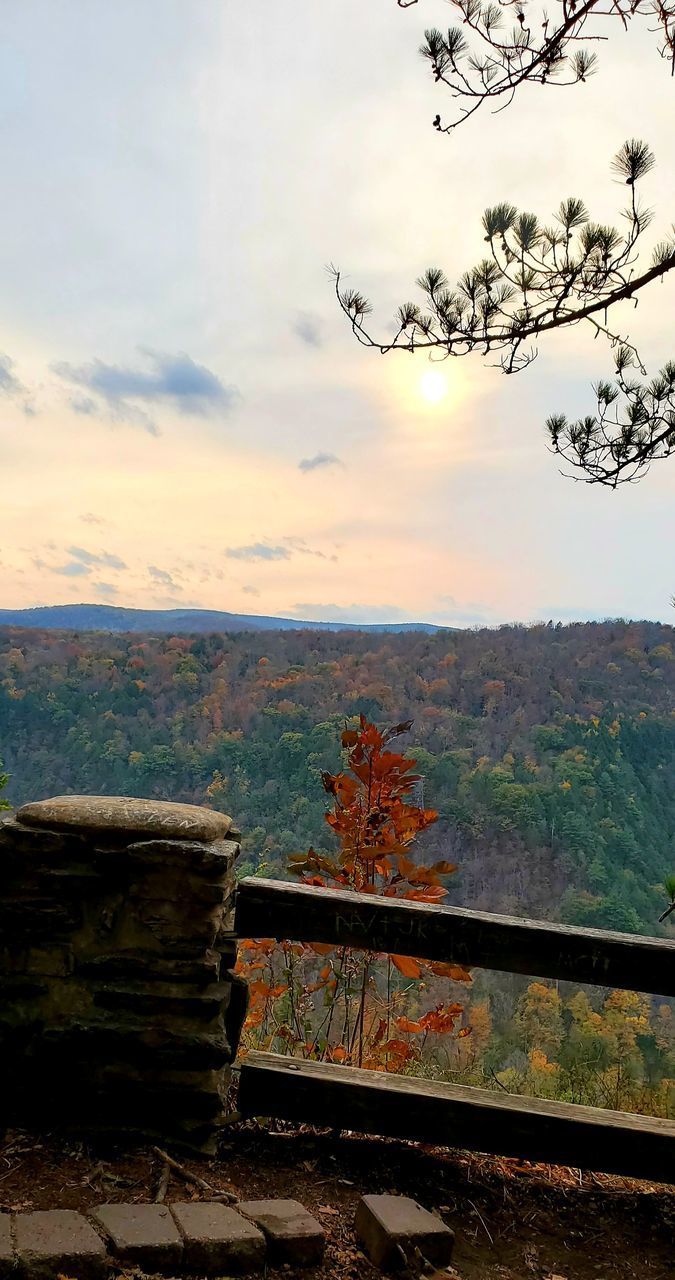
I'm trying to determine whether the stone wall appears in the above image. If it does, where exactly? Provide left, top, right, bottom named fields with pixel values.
left=0, top=795, right=247, bottom=1152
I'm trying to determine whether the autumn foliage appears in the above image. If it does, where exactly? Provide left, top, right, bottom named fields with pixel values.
left=236, top=716, right=471, bottom=1070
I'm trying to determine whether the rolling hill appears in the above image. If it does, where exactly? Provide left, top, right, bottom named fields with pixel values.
left=0, top=603, right=445, bottom=635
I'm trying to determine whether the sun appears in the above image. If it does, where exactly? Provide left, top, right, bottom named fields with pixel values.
left=419, top=370, right=448, bottom=404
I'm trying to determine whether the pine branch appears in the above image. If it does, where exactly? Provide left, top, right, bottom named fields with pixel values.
left=401, top=1, right=675, bottom=131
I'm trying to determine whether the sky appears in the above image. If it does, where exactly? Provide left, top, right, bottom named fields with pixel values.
left=1, top=0, right=674, bottom=628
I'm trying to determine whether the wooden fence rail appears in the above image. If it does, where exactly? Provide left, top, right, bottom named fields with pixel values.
left=235, top=877, right=675, bottom=998
left=234, top=877, right=675, bottom=1181
left=239, top=1051, right=675, bottom=1182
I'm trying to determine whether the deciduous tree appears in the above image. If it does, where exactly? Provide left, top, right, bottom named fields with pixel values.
left=236, top=715, right=471, bottom=1070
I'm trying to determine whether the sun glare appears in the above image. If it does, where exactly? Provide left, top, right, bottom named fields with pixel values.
left=420, top=370, right=448, bottom=404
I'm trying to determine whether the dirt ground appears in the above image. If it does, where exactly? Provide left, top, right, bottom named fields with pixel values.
left=0, top=1124, right=672, bottom=1280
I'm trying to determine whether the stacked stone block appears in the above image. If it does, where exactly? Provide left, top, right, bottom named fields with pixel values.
left=0, top=795, right=246, bottom=1151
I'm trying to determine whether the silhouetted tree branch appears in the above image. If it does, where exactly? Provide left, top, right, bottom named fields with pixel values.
left=335, top=140, right=673, bottom=376
left=400, top=1, right=674, bottom=132
left=547, top=345, right=675, bottom=485
left=339, top=8, right=675, bottom=484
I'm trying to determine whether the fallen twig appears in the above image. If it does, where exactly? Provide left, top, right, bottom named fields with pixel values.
left=467, top=1198, right=494, bottom=1246
left=154, top=1161, right=170, bottom=1203
left=151, top=1146, right=237, bottom=1204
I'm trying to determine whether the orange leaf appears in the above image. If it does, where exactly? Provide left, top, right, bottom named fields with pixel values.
left=248, top=980, right=272, bottom=998
left=391, top=954, right=422, bottom=979
left=430, top=962, right=472, bottom=982
left=419, top=1004, right=462, bottom=1034
left=360, top=724, right=384, bottom=749
left=404, top=886, right=448, bottom=902
left=335, top=776, right=359, bottom=804
left=384, top=1038, right=413, bottom=1059
left=372, top=1017, right=388, bottom=1047
left=396, top=1016, right=423, bottom=1033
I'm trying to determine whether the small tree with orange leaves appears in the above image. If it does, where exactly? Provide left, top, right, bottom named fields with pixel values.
left=236, top=716, right=471, bottom=1071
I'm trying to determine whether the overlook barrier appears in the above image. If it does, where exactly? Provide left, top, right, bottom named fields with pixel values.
left=235, top=877, right=675, bottom=1182
left=2, top=794, right=673, bottom=1179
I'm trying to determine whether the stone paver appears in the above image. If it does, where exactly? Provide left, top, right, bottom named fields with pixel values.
left=355, top=1194, right=454, bottom=1271
left=14, top=1209, right=108, bottom=1279
left=170, top=1201, right=266, bottom=1273
left=0, top=1215, right=13, bottom=1280
left=91, top=1202, right=183, bottom=1268
left=239, top=1198, right=325, bottom=1267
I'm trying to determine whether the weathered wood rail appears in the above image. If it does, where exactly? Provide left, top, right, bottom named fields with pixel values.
left=234, top=877, right=675, bottom=1181
left=239, top=1051, right=675, bottom=1182
left=235, top=877, right=675, bottom=997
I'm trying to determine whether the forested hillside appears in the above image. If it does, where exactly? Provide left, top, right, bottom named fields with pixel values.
left=1, top=619, right=674, bottom=936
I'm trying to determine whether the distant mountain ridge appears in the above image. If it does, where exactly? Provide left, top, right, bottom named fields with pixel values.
left=0, top=603, right=446, bottom=635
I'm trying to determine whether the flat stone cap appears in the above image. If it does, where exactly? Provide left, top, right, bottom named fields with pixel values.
left=16, top=795, right=233, bottom=843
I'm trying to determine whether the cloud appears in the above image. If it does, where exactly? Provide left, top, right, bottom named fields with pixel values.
left=225, top=543, right=291, bottom=562
left=93, top=581, right=118, bottom=598
left=242, top=585, right=260, bottom=596
left=298, top=452, right=342, bottom=473
left=70, top=394, right=99, bottom=416
left=66, top=381, right=159, bottom=436
left=79, top=512, right=112, bottom=527
left=0, top=353, right=24, bottom=398
left=292, top=311, right=323, bottom=348
left=282, top=535, right=337, bottom=562
left=151, top=594, right=191, bottom=608
left=53, top=561, right=92, bottom=577
left=225, top=537, right=336, bottom=565
left=148, top=564, right=182, bottom=590
left=54, top=349, right=239, bottom=432
left=435, top=595, right=495, bottom=625
left=0, top=352, right=36, bottom=415
left=67, top=546, right=127, bottom=570
left=290, top=602, right=411, bottom=624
